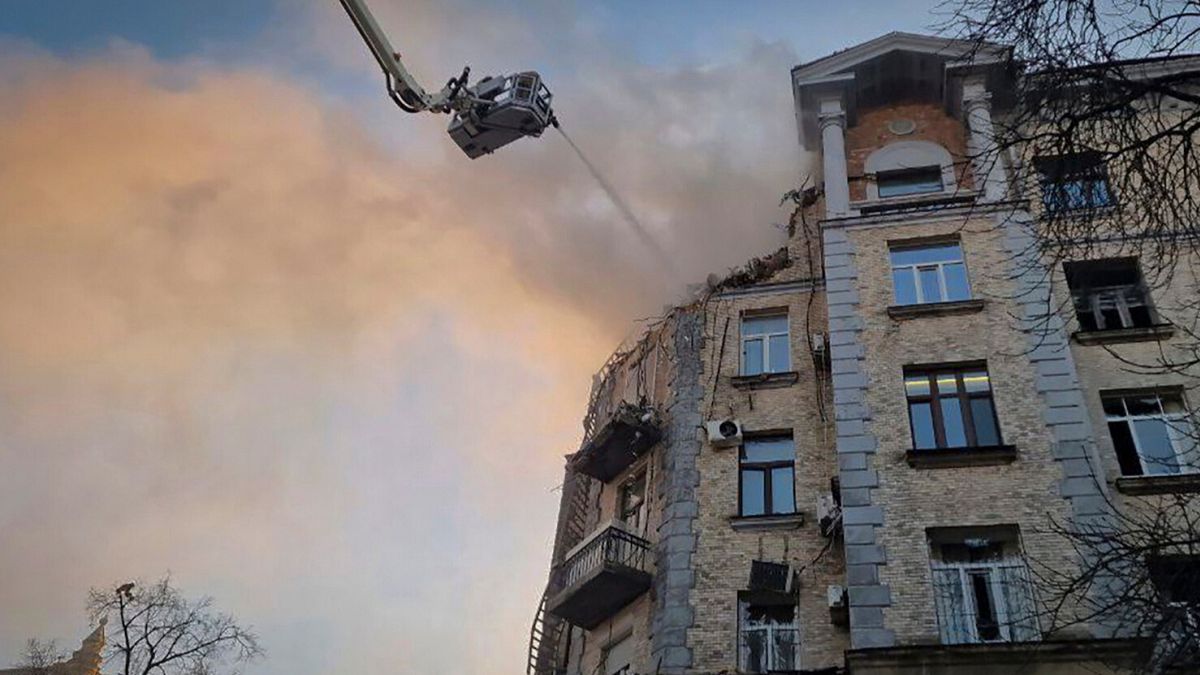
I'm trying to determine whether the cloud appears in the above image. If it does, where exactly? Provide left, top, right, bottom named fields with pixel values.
left=0, top=9, right=803, bottom=673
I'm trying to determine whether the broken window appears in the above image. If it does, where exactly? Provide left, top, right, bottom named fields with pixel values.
left=877, top=165, right=944, bottom=198
left=905, top=366, right=1002, bottom=450
left=929, top=528, right=1039, bottom=644
left=1150, top=556, right=1200, bottom=659
left=739, top=594, right=799, bottom=673
left=601, top=633, right=634, bottom=675
left=1037, top=152, right=1114, bottom=212
left=741, top=313, right=790, bottom=376
left=1104, top=391, right=1197, bottom=476
left=618, top=470, right=647, bottom=535
left=890, top=242, right=971, bottom=305
left=739, top=437, right=795, bottom=517
left=1064, top=258, right=1157, bottom=331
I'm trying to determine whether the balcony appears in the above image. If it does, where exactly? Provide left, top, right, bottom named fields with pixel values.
left=570, top=402, right=661, bottom=482
left=546, top=524, right=652, bottom=629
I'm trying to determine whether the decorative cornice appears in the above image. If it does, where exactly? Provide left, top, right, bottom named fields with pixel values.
left=818, top=110, right=847, bottom=130
left=962, top=90, right=993, bottom=114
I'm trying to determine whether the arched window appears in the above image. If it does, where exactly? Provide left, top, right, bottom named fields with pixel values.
left=864, top=141, right=957, bottom=201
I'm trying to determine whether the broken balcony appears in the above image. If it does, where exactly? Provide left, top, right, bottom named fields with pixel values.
left=546, top=524, right=652, bottom=629
left=571, top=402, right=661, bottom=482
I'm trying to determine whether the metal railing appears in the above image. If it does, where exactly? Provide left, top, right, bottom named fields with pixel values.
left=556, top=525, right=651, bottom=591
left=931, top=562, right=1041, bottom=644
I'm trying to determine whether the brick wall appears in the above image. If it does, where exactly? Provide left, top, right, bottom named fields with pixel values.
left=844, top=102, right=973, bottom=202
left=836, top=210, right=1085, bottom=644
left=687, top=277, right=850, bottom=671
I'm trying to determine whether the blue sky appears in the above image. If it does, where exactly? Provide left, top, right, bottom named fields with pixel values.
left=0, top=1, right=278, bottom=57
left=0, top=2, right=944, bottom=674
left=1, top=1, right=942, bottom=69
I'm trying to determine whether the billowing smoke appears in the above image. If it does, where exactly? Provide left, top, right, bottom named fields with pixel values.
left=0, top=5, right=802, bottom=672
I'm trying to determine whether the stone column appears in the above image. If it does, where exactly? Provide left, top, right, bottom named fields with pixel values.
left=963, top=78, right=1009, bottom=202
left=819, top=97, right=851, bottom=217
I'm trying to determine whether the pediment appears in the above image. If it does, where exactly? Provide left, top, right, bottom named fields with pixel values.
left=793, top=32, right=1008, bottom=84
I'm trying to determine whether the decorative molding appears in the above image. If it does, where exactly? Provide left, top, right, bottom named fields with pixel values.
left=818, top=110, right=847, bottom=131
left=999, top=207, right=1123, bottom=637
left=823, top=227, right=896, bottom=649
left=713, top=278, right=823, bottom=299
left=649, top=308, right=703, bottom=673
left=962, top=89, right=993, bottom=114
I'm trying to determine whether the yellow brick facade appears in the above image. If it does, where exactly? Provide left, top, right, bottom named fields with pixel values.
left=534, top=32, right=1197, bottom=675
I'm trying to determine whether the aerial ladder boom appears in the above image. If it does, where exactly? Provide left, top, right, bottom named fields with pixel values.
left=337, top=0, right=557, bottom=158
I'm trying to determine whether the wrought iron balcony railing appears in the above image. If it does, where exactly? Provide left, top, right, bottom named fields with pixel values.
left=546, top=524, right=652, bottom=629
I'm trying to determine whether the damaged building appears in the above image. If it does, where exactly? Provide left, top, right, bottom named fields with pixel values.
left=528, top=32, right=1200, bottom=675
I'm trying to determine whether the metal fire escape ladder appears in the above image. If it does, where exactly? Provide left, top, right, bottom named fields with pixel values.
left=527, top=590, right=566, bottom=675
left=561, top=470, right=595, bottom=552
left=527, top=468, right=595, bottom=674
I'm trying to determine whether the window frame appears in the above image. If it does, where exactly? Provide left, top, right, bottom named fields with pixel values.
left=1065, top=257, right=1156, bottom=331
left=738, top=436, right=797, bottom=518
left=1148, top=555, right=1200, bottom=654
left=601, top=633, right=634, bottom=675
left=618, top=470, right=648, bottom=535
left=905, top=365, right=1003, bottom=450
left=931, top=557, right=1036, bottom=644
left=889, top=242, right=972, bottom=306
left=876, top=165, right=945, bottom=199
left=1103, top=391, right=1196, bottom=476
left=740, top=312, right=791, bottom=376
left=1064, top=258, right=1157, bottom=332
left=738, top=596, right=800, bottom=673
left=1036, top=153, right=1115, bottom=212
left=928, top=528, right=1040, bottom=645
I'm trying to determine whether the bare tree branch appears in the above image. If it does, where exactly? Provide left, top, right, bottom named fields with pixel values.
left=88, top=576, right=262, bottom=675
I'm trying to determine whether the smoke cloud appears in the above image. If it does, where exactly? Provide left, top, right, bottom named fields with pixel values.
left=0, top=5, right=802, bottom=672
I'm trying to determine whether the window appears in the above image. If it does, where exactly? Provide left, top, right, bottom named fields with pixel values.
left=601, top=634, right=634, bottom=675
left=618, top=471, right=647, bottom=535
left=1104, top=391, right=1197, bottom=476
left=1150, top=556, right=1200, bottom=647
left=1037, top=153, right=1114, bottom=212
left=741, top=313, right=790, bottom=376
left=739, top=437, right=795, bottom=517
left=877, top=165, right=944, bottom=198
left=1064, top=258, right=1157, bottom=331
left=739, top=595, right=799, bottom=673
left=929, top=529, right=1039, bottom=644
left=890, top=243, right=971, bottom=305
left=905, top=366, right=1001, bottom=450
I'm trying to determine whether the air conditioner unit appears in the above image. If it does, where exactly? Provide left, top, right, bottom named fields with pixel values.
left=705, top=418, right=743, bottom=448
left=810, top=332, right=829, bottom=368
left=749, top=560, right=795, bottom=594
left=817, top=493, right=842, bottom=538
left=827, top=585, right=849, bottom=626
left=810, top=332, right=827, bottom=353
